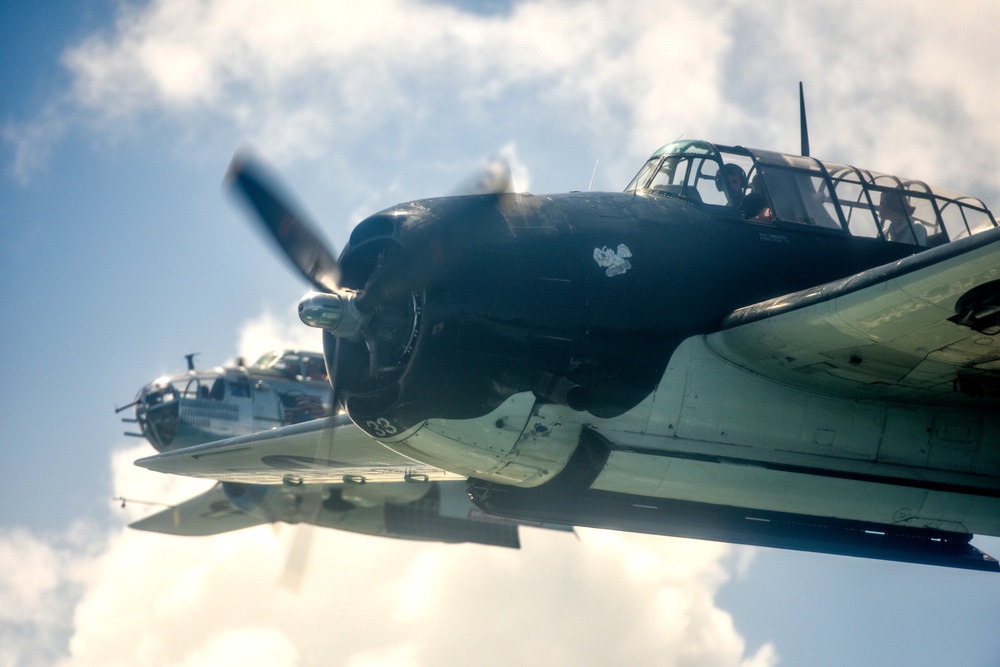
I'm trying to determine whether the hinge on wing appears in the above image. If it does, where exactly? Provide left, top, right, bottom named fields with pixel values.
left=949, top=280, right=1000, bottom=335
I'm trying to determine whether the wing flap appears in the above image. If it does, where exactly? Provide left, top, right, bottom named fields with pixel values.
left=710, top=227, right=1000, bottom=404
left=135, top=414, right=461, bottom=484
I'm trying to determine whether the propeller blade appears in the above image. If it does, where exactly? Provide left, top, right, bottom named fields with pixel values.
left=226, top=150, right=341, bottom=293
left=278, top=338, right=342, bottom=592
left=324, top=333, right=343, bottom=408
left=278, top=523, right=316, bottom=592
left=451, top=157, right=513, bottom=196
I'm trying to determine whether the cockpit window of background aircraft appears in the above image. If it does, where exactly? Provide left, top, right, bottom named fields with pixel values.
left=251, top=350, right=328, bottom=381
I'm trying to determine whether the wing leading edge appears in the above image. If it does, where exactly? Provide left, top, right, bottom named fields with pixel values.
left=134, top=414, right=461, bottom=484
left=710, top=226, right=1000, bottom=405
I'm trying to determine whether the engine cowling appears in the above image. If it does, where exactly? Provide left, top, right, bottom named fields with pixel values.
left=329, top=193, right=687, bottom=446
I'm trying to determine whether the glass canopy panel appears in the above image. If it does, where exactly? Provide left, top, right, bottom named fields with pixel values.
left=651, top=140, right=717, bottom=158
left=939, top=200, right=971, bottom=241
left=648, top=156, right=687, bottom=192
left=625, top=158, right=659, bottom=192
left=826, top=165, right=879, bottom=238
left=760, top=166, right=843, bottom=229
left=690, top=157, right=727, bottom=205
left=907, top=194, right=944, bottom=245
left=964, top=206, right=995, bottom=235
left=749, top=150, right=824, bottom=172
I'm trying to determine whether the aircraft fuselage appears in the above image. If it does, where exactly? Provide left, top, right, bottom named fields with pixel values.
left=324, top=189, right=999, bottom=571
left=336, top=191, right=913, bottom=431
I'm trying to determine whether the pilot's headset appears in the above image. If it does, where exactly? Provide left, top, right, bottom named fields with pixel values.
left=716, top=163, right=748, bottom=196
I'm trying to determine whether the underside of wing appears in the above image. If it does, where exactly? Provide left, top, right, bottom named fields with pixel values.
left=710, top=226, right=1000, bottom=405
left=129, top=483, right=266, bottom=536
left=134, top=414, right=461, bottom=484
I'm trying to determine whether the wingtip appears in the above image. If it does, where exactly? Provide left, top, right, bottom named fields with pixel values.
left=134, top=450, right=180, bottom=475
left=133, top=452, right=158, bottom=471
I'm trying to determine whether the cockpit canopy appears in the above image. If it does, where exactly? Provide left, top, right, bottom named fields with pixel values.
left=249, top=350, right=329, bottom=381
left=626, top=140, right=997, bottom=246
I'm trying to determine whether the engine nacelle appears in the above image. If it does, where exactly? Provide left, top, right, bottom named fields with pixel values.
left=375, top=392, right=584, bottom=487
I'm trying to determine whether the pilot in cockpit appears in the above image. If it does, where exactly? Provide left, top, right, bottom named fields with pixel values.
left=718, top=163, right=748, bottom=207
left=718, top=163, right=773, bottom=222
left=879, top=190, right=926, bottom=246
left=743, top=173, right=774, bottom=222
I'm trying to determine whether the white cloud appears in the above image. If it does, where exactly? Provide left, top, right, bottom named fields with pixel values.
left=21, top=0, right=1000, bottom=200
left=9, top=0, right=1000, bottom=204
left=10, top=0, right=731, bottom=184
left=0, top=441, right=772, bottom=667
left=343, top=646, right=420, bottom=667
left=235, top=307, right=326, bottom=363
left=171, top=627, right=300, bottom=667
left=2, top=104, right=68, bottom=185
left=0, top=525, right=101, bottom=667
left=717, top=2, right=1000, bottom=199
left=741, top=644, right=779, bottom=667
left=58, top=3, right=1000, bottom=193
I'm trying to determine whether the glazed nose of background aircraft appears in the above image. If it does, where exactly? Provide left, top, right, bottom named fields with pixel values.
left=133, top=381, right=181, bottom=450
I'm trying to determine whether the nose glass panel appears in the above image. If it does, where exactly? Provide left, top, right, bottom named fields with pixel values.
left=135, top=384, right=180, bottom=450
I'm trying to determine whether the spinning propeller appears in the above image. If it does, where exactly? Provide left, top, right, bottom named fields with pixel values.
left=227, top=151, right=515, bottom=385
left=224, top=150, right=512, bottom=587
left=226, top=151, right=511, bottom=340
left=226, top=153, right=358, bottom=588
left=226, top=152, right=366, bottom=340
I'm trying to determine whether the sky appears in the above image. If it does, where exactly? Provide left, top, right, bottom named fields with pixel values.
left=2, top=1, right=1000, bottom=665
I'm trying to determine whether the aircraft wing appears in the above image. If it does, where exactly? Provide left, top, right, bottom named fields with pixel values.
left=134, top=414, right=461, bottom=484
left=708, top=226, right=1000, bottom=404
left=128, top=483, right=266, bottom=536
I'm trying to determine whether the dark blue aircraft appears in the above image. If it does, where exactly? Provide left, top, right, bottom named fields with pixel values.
left=136, top=125, right=1000, bottom=572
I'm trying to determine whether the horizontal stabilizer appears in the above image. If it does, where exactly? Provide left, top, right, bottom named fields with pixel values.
left=129, top=483, right=267, bottom=536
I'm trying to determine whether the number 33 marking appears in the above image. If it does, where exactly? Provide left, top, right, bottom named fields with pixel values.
left=365, top=417, right=398, bottom=437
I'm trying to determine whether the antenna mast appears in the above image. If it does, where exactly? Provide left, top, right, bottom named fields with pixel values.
left=799, top=82, right=810, bottom=157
